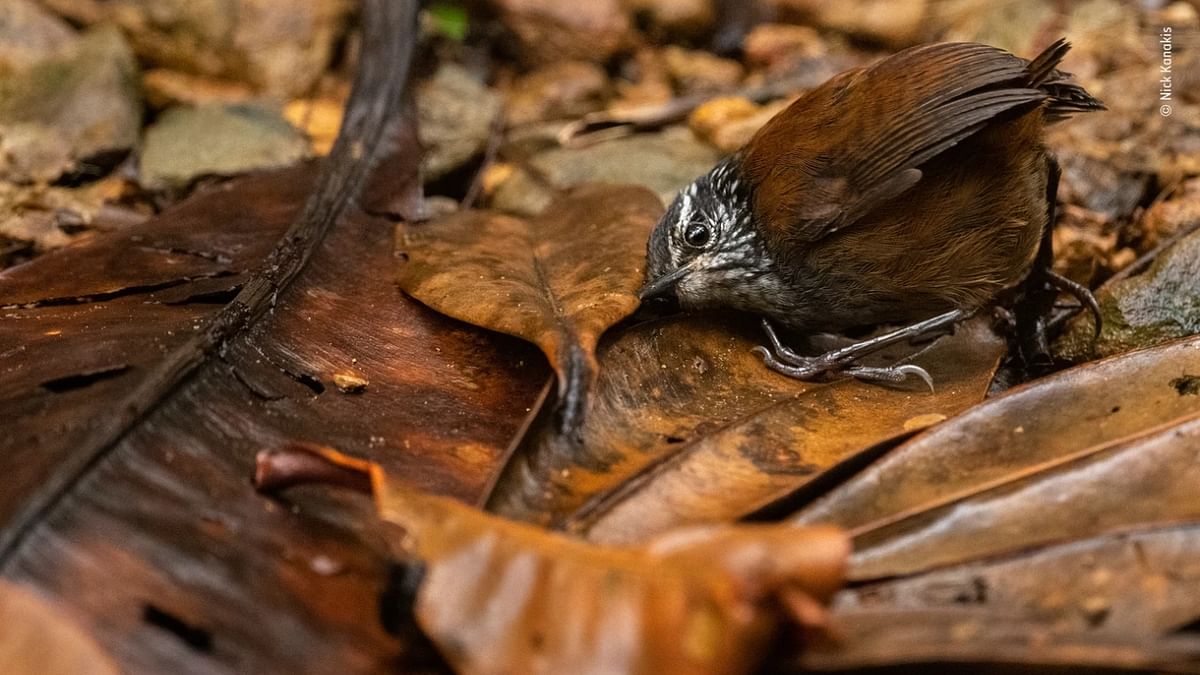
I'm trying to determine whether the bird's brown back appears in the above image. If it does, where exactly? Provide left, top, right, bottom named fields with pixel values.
left=735, top=40, right=1101, bottom=329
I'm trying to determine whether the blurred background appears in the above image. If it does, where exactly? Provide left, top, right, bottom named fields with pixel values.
left=1, top=0, right=1197, bottom=297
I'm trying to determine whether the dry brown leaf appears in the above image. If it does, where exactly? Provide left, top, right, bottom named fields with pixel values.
left=397, top=183, right=662, bottom=436
left=0, top=580, right=119, bottom=675
left=801, top=606, right=1200, bottom=673
left=840, top=521, right=1200, bottom=645
left=255, top=444, right=850, bottom=675
left=487, top=315, right=1004, bottom=536
left=792, top=335, right=1200, bottom=580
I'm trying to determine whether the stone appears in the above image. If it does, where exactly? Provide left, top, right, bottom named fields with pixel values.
left=769, top=0, right=929, bottom=47
left=491, top=127, right=720, bottom=216
left=139, top=103, right=309, bottom=191
left=621, top=0, right=715, bottom=39
left=661, top=46, right=743, bottom=95
left=743, top=23, right=825, bottom=71
left=417, top=64, right=502, bottom=181
left=38, top=0, right=352, bottom=97
left=506, top=61, right=609, bottom=127
left=937, top=0, right=1054, bottom=55
left=492, top=0, right=633, bottom=66
left=0, top=27, right=141, bottom=183
left=689, top=96, right=790, bottom=153
left=1055, top=227, right=1200, bottom=362
left=0, top=0, right=77, bottom=72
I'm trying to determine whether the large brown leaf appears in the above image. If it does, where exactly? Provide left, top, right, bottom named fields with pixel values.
left=791, top=336, right=1200, bottom=580
left=255, top=443, right=850, bottom=675
left=487, top=315, right=1005, bottom=535
left=838, top=521, right=1200, bottom=644
left=800, top=607, right=1200, bottom=673
left=396, top=183, right=662, bottom=435
left=0, top=580, right=119, bottom=675
left=0, top=2, right=547, bottom=672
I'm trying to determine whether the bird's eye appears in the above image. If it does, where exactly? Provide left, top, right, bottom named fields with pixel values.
left=683, top=222, right=710, bottom=248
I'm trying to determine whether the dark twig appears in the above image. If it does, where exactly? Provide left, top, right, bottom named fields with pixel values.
left=557, top=72, right=816, bottom=148
left=0, top=0, right=421, bottom=562
left=460, top=105, right=507, bottom=210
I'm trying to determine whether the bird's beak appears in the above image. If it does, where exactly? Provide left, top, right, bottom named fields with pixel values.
left=639, top=264, right=691, bottom=302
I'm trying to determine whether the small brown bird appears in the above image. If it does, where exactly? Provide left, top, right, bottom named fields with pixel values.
left=642, top=39, right=1104, bottom=384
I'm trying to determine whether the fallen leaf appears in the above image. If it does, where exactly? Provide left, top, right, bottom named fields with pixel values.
left=848, top=412, right=1200, bottom=580
left=839, top=521, right=1200, bottom=643
left=255, top=443, right=850, bottom=675
left=487, top=315, right=1004, bottom=535
left=800, top=606, right=1200, bottom=673
left=792, top=336, right=1200, bottom=580
left=0, top=580, right=119, bottom=675
left=397, top=183, right=662, bottom=435
left=0, top=3, right=545, bottom=672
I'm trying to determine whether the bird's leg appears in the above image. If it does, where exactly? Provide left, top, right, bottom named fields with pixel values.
left=1045, top=269, right=1102, bottom=338
left=1014, top=155, right=1102, bottom=372
left=752, top=308, right=968, bottom=390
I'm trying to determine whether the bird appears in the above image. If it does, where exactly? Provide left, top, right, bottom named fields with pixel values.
left=641, top=38, right=1104, bottom=385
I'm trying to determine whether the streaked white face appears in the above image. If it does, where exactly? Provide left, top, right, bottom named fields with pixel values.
left=644, top=160, right=782, bottom=312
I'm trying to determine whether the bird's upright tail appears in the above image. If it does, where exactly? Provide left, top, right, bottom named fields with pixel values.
left=1025, top=38, right=1107, bottom=121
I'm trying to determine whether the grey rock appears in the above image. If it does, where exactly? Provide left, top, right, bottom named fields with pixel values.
left=38, top=0, right=352, bottom=98
left=1056, top=227, right=1200, bottom=361
left=139, top=103, right=309, bottom=191
left=0, top=0, right=77, bottom=71
left=417, top=64, right=501, bottom=181
left=0, top=27, right=141, bottom=182
left=493, top=127, right=720, bottom=216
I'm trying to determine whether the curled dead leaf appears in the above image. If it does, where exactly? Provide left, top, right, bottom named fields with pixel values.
left=396, top=183, right=663, bottom=436
left=256, top=443, right=850, bottom=675
left=487, top=314, right=1004, bottom=537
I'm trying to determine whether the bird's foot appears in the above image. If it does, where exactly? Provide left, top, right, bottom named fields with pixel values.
left=1045, top=269, right=1102, bottom=339
left=752, top=308, right=970, bottom=391
left=751, top=344, right=935, bottom=390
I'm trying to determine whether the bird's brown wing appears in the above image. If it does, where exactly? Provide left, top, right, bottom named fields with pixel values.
left=743, top=42, right=1046, bottom=244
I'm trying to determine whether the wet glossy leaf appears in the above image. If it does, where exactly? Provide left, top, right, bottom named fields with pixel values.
left=397, top=183, right=662, bottom=435
left=256, top=443, right=850, bottom=675
left=792, top=336, right=1200, bottom=580
left=0, top=3, right=546, bottom=672
left=0, top=581, right=119, bottom=675
left=488, top=315, right=1004, bottom=537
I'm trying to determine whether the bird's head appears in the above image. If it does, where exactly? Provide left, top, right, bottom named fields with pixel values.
left=642, top=159, right=777, bottom=312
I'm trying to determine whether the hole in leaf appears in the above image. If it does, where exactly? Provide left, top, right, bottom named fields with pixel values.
left=40, top=365, right=131, bottom=393
left=142, top=604, right=213, bottom=653
left=288, top=371, right=325, bottom=395
left=164, top=286, right=242, bottom=306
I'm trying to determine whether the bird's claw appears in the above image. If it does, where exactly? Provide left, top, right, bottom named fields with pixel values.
left=753, top=319, right=939, bottom=392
